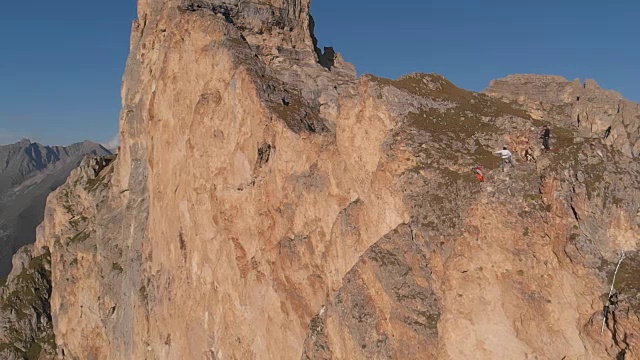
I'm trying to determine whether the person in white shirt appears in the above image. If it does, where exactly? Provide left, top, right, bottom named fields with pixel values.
left=495, top=146, right=515, bottom=172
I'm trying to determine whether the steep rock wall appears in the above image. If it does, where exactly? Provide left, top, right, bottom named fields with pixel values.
left=1, top=0, right=640, bottom=359
left=41, top=2, right=409, bottom=359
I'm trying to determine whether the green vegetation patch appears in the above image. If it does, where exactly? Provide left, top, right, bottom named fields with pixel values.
left=3, top=250, right=52, bottom=315
left=408, top=108, right=500, bottom=140
left=68, top=230, right=91, bottom=244
left=612, top=252, right=640, bottom=311
left=372, top=73, right=536, bottom=173
left=85, top=163, right=115, bottom=192
left=61, top=189, right=74, bottom=215
left=69, top=216, right=88, bottom=231
left=370, top=73, right=532, bottom=120
left=25, top=342, right=42, bottom=360
left=548, top=139, right=608, bottom=200
left=0, top=248, right=56, bottom=358
left=261, top=74, right=327, bottom=134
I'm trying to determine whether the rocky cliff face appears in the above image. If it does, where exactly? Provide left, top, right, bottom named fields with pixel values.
left=0, top=140, right=112, bottom=276
left=2, top=0, right=640, bottom=359
left=0, top=246, right=56, bottom=360
left=485, top=74, right=640, bottom=157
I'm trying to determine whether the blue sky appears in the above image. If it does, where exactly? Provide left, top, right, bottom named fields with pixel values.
left=1, top=0, right=638, bottom=145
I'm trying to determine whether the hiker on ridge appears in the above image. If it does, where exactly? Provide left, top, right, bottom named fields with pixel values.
left=541, top=125, right=551, bottom=151
left=473, top=166, right=485, bottom=182
left=495, top=146, right=515, bottom=172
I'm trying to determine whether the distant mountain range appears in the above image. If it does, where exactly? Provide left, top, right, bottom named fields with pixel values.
left=0, top=139, right=111, bottom=276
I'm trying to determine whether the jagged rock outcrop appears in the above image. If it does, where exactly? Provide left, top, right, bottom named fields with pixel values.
left=2, top=0, right=640, bottom=359
left=0, top=140, right=112, bottom=276
left=485, top=74, right=640, bottom=157
left=0, top=245, right=55, bottom=360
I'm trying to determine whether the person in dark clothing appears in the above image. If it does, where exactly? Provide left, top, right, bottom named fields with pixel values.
left=542, top=125, right=551, bottom=151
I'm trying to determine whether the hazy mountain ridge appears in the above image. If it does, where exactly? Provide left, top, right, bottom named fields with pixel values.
left=0, top=140, right=111, bottom=276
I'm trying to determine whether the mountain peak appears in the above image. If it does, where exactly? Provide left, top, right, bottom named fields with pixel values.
left=176, top=0, right=314, bottom=51
left=17, top=138, right=32, bottom=146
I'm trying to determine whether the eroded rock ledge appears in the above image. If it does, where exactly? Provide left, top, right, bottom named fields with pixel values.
left=1, top=0, right=640, bottom=359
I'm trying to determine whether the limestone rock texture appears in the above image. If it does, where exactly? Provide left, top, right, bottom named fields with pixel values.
left=0, top=140, right=111, bottom=276
left=3, top=0, right=640, bottom=359
left=0, top=246, right=56, bottom=360
left=485, top=74, right=640, bottom=157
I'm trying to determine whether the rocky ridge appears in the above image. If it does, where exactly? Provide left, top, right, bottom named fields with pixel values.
left=0, top=140, right=112, bottom=277
left=0, top=246, right=55, bottom=360
left=485, top=74, right=640, bottom=157
left=1, top=0, right=640, bottom=359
